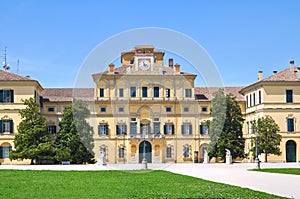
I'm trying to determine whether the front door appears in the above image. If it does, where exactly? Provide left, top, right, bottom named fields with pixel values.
left=286, top=140, right=296, bottom=162
left=139, top=141, right=152, bottom=163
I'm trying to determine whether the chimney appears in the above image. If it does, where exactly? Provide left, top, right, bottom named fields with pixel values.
left=109, top=63, right=114, bottom=73
left=290, top=60, right=295, bottom=73
left=258, top=71, right=263, bottom=81
left=168, top=58, right=173, bottom=68
left=174, top=63, right=180, bottom=73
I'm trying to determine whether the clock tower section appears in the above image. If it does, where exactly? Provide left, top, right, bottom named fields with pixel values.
left=134, top=46, right=155, bottom=72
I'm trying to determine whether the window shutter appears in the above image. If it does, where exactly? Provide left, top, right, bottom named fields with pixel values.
left=116, top=125, right=119, bottom=135
left=0, top=90, right=3, bottom=102
left=148, top=124, right=150, bottom=135
left=0, top=120, right=2, bottom=133
left=172, top=124, right=175, bottom=134
left=105, top=125, right=109, bottom=135
left=124, top=125, right=127, bottom=135
left=189, top=125, right=192, bottom=135
left=200, top=125, right=203, bottom=134
left=181, top=125, right=184, bottom=134
left=0, top=146, right=3, bottom=158
left=10, top=90, right=14, bottom=103
left=10, top=120, right=13, bottom=133
left=164, top=125, right=166, bottom=134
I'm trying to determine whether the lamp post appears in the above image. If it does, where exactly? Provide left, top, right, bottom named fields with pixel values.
left=254, top=129, right=260, bottom=169
left=142, top=133, right=148, bottom=170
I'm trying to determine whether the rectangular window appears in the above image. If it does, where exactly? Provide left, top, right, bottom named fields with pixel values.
left=130, top=123, right=137, bottom=135
left=166, top=146, right=172, bottom=158
left=119, top=88, right=124, bottom=97
left=119, top=147, right=125, bottom=158
left=142, top=87, right=148, bottom=97
left=154, top=87, right=159, bottom=98
left=287, top=118, right=294, bottom=132
left=100, top=107, right=106, bottom=112
left=166, top=107, right=172, bottom=112
left=130, top=87, right=136, bottom=97
left=202, top=107, right=208, bottom=112
left=154, top=122, right=160, bottom=134
left=182, top=124, right=192, bottom=135
left=258, top=91, right=262, bottom=104
left=0, top=90, right=14, bottom=103
left=249, top=94, right=252, bottom=107
left=200, top=124, right=208, bottom=134
left=118, top=107, right=124, bottom=112
left=166, top=88, right=170, bottom=98
left=48, top=107, right=55, bottom=112
left=185, top=89, right=192, bottom=98
left=98, top=124, right=109, bottom=135
left=286, top=90, right=293, bottom=103
left=253, top=93, right=256, bottom=106
left=164, top=124, right=174, bottom=135
left=246, top=96, right=248, bottom=108
left=0, top=146, right=12, bottom=158
left=116, top=124, right=127, bottom=135
left=47, top=125, right=56, bottom=134
left=183, top=145, right=190, bottom=158
left=183, top=107, right=189, bottom=112
left=0, top=120, right=13, bottom=133
left=99, top=88, right=104, bottom=97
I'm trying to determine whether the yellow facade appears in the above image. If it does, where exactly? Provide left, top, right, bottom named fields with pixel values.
left=2, top=46, right=298, bottom=164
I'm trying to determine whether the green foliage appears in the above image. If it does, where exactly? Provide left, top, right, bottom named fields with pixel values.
left=9, top=98, right=55, bottom=164
left=251, top=115, right=282, bottom=162
left=208, top=90, right=245, bottom=160
left=55, top=99, right=95, bottom=164
left=0, top=170, right=285, bottom=199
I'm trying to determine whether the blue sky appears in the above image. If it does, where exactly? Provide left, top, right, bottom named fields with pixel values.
left=1, top=1, right=300, bottom=88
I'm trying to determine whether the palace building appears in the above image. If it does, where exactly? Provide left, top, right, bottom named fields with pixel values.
left=0, top=45, right=299, bottom=164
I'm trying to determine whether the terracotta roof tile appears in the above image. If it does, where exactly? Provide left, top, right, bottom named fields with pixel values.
left=42, top=88, right=94, bottom=102
left=195, top=87, right=245, bottom=101
left=262, top=67, right=300, bottom=82
left=0, top=70, right=33, bottom=81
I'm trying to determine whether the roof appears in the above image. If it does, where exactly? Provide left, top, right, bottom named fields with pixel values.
left=195, top=87, right=245, bottom=101
left=92, top=64, right=195, bottom=77
left=0, top=69, right=34, bottom=81
left=42, top=88, right=94, bottom=102
left=262, top=67, right=300, bottom=82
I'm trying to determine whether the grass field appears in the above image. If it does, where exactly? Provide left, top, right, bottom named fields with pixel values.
left=252, top=168, right=300, bottom=175
left=0, top=170, right=287, bottom=199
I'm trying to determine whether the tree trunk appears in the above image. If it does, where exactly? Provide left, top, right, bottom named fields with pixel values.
left=265, top=153, right=268, bottom=162
left=30, top=159, right=34, bottom=165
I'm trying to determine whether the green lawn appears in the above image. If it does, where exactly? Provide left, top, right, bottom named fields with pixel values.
left=0, top=170, right=287, bottom=199
left=252, top=168, right=300, bottom=175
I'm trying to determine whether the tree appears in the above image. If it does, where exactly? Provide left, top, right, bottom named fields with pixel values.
left=10, top=98, right=55, bottom=164
left=208, top=88, right=226, bottom=159
left=251, top=115, right=282, bottom=162
left=208, top=89, right=245, bottom=161
left=55, top=99, right=95, bottom=164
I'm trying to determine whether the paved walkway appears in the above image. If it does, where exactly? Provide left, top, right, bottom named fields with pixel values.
left=1, top=163, right=300, bottom=198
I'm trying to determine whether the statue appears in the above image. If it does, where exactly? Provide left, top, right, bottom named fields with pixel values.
left=98, top=148, right=107, bottom=165
left=225, top=149, right=231, bottom=157
left=225, top=148, right=232, bottom=164
left=203, top=149, right=209, bottom=164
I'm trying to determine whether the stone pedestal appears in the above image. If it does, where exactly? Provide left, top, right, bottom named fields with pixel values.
left=142, top=158, right=148, bottom=170
left=226, top=155, right=232, bottom=164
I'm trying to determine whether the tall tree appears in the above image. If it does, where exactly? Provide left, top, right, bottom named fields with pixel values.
left=55, top=99, right=95, bottom=164
left=208, top=88, right=226, bottom=159
left=252, top=115, right=282, bottom=162
left=10, top=98, right=55, bottom=164
left=208, top=90, right=245, bottom=161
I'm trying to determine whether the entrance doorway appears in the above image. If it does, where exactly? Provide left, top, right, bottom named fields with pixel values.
left=139, top=141, right=152, bottom=163
left=286, top=140, right=296, bottom=162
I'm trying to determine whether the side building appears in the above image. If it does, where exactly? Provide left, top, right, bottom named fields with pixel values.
left=240, top=60, right=300, bottom=162
left=0, top=70, right=43, bottom=164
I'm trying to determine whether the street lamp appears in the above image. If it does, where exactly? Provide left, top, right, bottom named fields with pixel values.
left=254, top=129, right=260, bottom=169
